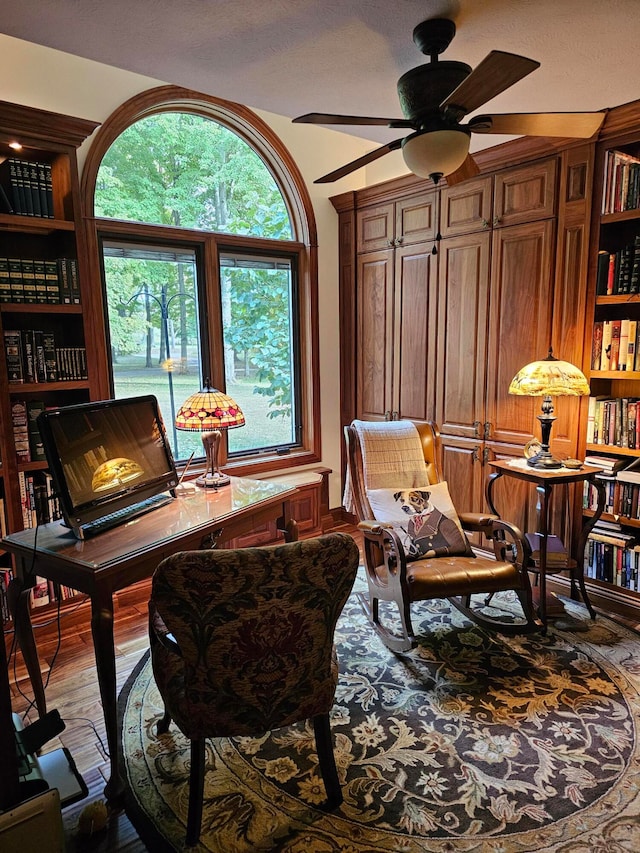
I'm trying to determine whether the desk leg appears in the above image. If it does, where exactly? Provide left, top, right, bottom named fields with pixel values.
left=91, top=589, right=125, bottom=802
left=572, top=478, right=605, bottom=620
left=7, top=574, right=47, bottom=717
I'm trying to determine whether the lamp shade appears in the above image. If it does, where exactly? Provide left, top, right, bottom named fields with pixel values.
left=401, top=129, right=470, bottom=183
left=508, top=349, right=590, bottom=398
left=175, top=387, right=245, bottom=431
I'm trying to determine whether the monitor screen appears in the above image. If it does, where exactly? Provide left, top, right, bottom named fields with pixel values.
left=37, top=395, right=178, bottom=536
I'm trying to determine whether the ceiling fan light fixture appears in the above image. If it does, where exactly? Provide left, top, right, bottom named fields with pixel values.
left=401, top=128, right=470, bottom=184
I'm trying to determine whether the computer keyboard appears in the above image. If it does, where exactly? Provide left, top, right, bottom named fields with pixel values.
left=80, top=492, right=174, bottom=537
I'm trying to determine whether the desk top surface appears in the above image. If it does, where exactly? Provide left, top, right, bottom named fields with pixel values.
left=0, top=477, right=297, bottom=570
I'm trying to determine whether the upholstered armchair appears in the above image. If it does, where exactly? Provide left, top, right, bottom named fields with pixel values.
left=148, top=532, right=359, bottom=847
left=344, top=419, right=540, bottom=652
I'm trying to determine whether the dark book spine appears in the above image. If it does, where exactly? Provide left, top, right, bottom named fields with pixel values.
left=43, top=163, right=54, bottom=218
left=32, top=330, right=47, bottom=382
left=20, top=258, right=37, bottom=304
left=26, top=400, right=47, bottom=462
left=27, top=161, right=41, bottom=216
left=0, top=257, right=11, bottom=303
left=11, top=399, right=30, bottom=463
left=69, top=258, right=80, bottom=303
left=3, top=329, right=24, bottom=383
left=33, top=259, right=47, bottom=304
left=21, top=330, right=36, bottom=384
left=41, top=330, right=57, bottom=381
left=8, top=257, right=24, bottom=303
left=44, top=259, right=61, bottom=303
left=58, top=258, right=71, bottom=304
left=13, top=160, right=32, bottom=215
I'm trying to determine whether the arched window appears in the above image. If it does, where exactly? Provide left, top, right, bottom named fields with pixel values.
left=81, top=87, right=320, bottom=473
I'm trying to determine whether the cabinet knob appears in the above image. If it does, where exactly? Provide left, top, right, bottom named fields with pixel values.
left=384, top=410, right=391, bottom=421
left=473, top=420, right=481, bottom=438
left=472, top=447, right=480, bottom=463
left=396, top=236, right=403, bottom=245
left=388, top=239, right=395, bottom=248
left=392, top=410, right=399, bottom=421
left=484, top=421, right=491, bottom=439
left=493, top=216, right=501, bottom=227
left=482, top=219, right=489, bottom=229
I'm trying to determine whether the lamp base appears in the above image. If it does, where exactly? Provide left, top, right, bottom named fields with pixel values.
left=526, top=450, right=563, bottom=470
left=195, top=471, right=231, bottom=488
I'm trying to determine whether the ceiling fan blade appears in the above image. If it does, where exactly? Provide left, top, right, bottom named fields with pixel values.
left=445, top=154, right=481, bottom=186
left=441, top=51, right=540, bottom=117
left=315, top=139, right=404, bottom=183
left=469, top=111, right=606, bottom=138
left=293, top=112, right=413, bottom=128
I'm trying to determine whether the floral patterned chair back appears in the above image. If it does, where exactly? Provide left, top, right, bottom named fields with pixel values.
left=148, top=532, right=360, bottom=846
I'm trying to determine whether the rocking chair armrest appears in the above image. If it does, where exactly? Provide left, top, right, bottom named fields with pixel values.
left=481, top=516, right=529, bottom=567
left=458, top=511, right=500, bottom=532
left=357, top=519, right=393, bottom=533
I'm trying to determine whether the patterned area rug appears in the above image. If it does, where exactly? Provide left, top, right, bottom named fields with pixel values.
left=119, top=592, right=640, bottom=852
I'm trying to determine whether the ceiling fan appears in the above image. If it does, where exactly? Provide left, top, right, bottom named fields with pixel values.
left=293, top=18, right=605, bottom=186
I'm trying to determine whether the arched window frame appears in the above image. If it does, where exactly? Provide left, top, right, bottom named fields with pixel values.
left=80, top=85, right=321, bottom=476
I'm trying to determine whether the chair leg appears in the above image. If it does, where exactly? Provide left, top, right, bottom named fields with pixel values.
left=186, top=738, right=206, bottom=847
left=157, top=707, right=172, bottom=735
left=313, top=713, right=342, bottom=810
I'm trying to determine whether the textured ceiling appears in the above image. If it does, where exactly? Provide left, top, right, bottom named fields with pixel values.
left=2, top=0, right=640, bottom=152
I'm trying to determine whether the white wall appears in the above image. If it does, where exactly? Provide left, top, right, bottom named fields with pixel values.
left=0, top=33, right=410, bottom=508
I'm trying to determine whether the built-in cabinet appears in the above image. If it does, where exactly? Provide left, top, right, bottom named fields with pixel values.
left=356, top=191, right=438, bottom=423
left=333, top=147, right=595, bottom=558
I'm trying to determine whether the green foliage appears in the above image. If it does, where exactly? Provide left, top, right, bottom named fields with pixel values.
left=97, top=111, right=296, bottom=433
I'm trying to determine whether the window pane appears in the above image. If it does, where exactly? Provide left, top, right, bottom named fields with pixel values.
left=220, top=252, right=298, bottom=455
left=95, top=112, right=292, bottom=240
left=102, top=243, right=206, bottom=462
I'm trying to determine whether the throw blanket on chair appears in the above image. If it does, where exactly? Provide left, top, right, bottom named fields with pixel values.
left=343, top=420, right=429, bottom=515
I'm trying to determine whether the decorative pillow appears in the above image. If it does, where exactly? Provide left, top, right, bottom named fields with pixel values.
left=366, top=481, right=474, bottom=561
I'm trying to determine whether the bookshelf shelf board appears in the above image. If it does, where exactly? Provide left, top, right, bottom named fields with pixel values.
left=601, top=209, right=640, bottom=226
left=586, top=443, right=640, bottom=456
left=595, top=294, right=640, bottom=306
left=17, top=461, right=48, bottom=474
left=590, top=369, right=640, bottom=378
left=0, top=213, right=75, bottom=234
left=7, top=380, right=89, bottom=394
left=0, top=303, right=83, bottom=315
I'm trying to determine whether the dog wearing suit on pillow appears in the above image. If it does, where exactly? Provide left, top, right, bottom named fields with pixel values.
left=393, top=489, right=467, bottom=558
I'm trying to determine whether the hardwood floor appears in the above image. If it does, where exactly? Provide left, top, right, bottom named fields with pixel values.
left=6, top=577, right=155, bottom=851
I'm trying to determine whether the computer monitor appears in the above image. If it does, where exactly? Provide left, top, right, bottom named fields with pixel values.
left=37, top=395, right=178, bottom=538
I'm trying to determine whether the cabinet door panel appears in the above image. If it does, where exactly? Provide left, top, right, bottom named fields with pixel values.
left=486, top=219, right=555, bottom=445
left=395, top=192, right=438, bottom=245
left=357, top=250, right=394, bottom=420
left=357, top=203, right=394, bottom=253
left=393, top=244, right=436, bottom=421
left=440, top=436, right=484, bottom=547
left=436, top=231, right=491, bottom=438
left=440, top=176, right=492, bottom=238
left=494, top=158, right=557, bottom=228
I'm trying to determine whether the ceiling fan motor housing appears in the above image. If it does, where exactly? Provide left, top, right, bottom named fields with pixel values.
left=397, top=61, right=471, bottom=125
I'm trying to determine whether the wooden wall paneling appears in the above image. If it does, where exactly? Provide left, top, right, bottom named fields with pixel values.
left=493, top=158, right=557, bottom=228
left=486, top=218, right=556, bottom=446
left=440, top=435, right=485, bottom=548
left=436, top=230, right=491, bottom=439
left=440, top=175, right=493, bottom=238
left=356, top=249, right=394, bottom=421
left=392, top=243, right=436, bottom=422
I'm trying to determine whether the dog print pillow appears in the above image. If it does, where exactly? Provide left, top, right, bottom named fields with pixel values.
left=366, top=481, right=473, bottom=560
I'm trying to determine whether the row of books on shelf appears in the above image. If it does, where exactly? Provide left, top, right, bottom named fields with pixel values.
left=18, top=470, right=62, bottom=529
left=4, top=328, right=88, bottom=384
left=584, top=465, right=640, bottom=520
left=584, top=523, right=640, bottom=590
left=585, top=397, right=640, bottom=448
left=591, top=319, right=640, bottom=372
left=0, top=257, right=80, bottom=305
left=595, top=239, right=640, bottom=296
left=601, top=148, right=640, bottom=215
left=0, top=157, right=54, bottom=218
left=0, top=570, right=80, bottom=622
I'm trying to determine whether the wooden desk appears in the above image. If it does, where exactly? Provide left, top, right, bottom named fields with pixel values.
left=486, top=459, right=605, bottom=630
left=1, top=477, right=298, bottom=802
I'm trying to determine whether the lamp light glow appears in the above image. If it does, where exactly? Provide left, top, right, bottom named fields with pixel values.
left=175, top=384, right=245, bottom=488
left=401, top=128, right=470, bottom=184
left=508, top=348, right=590, bottom=469
left=91, top=457, right=144, bottom=493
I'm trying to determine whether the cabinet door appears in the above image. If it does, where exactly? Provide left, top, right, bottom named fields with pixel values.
left=392, top=243, right=436, bottom=421
left=395, top=192, right=438, bottom=246
left=357, top=250, right=394, bottom=420
left=436, top=230, right=491, bottom=438
left=356, top=203, right=394, bottom=253
left=493, top=158, right=557, bottom=228
left=440, top=435, right=485, bottom=547
left=486, top=219, right=555, bottom=446
left=440, top=176, right=493, bottom=238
